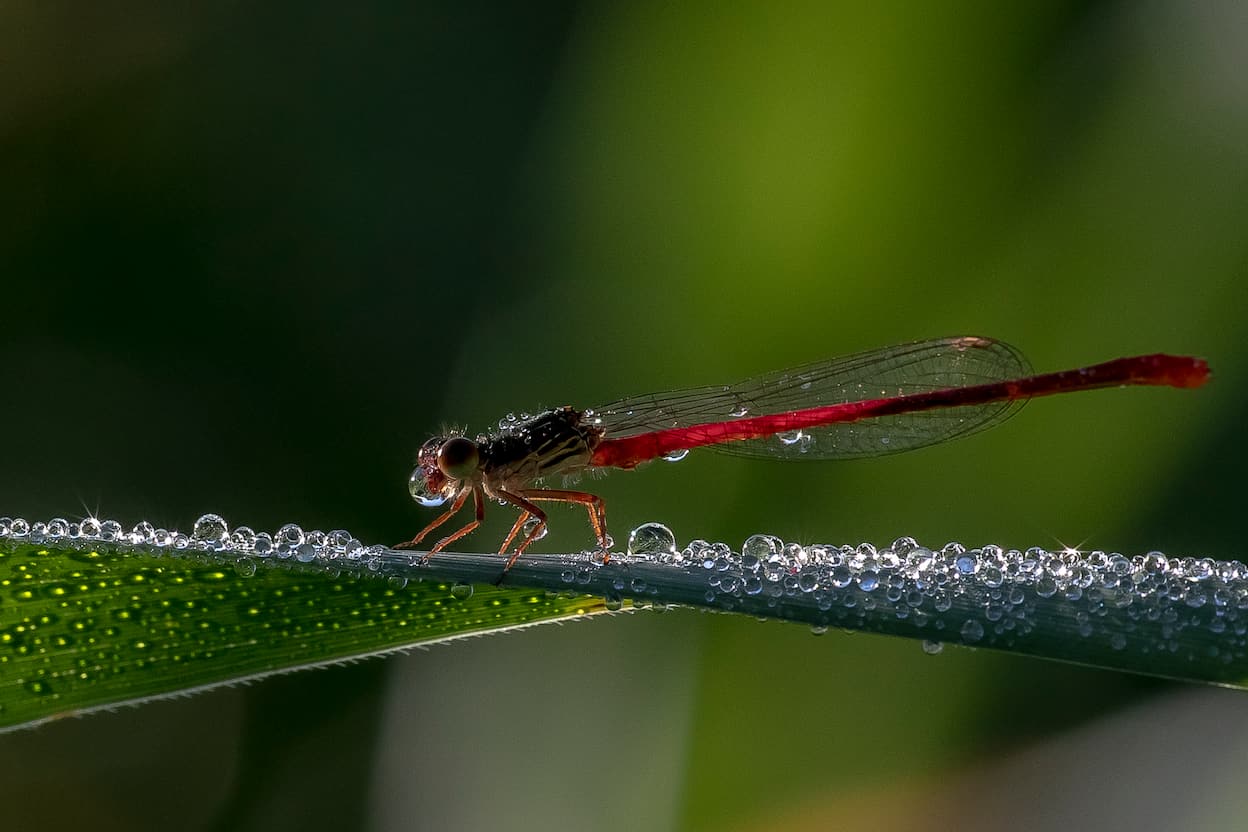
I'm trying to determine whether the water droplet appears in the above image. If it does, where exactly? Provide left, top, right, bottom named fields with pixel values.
left=191, top=513, right=229, bottom=544
left=522, top=516, right=548, bottom=542
left=276, top=523, right=305, bottom=546
left=858, top=571, right=880, bottom=592
left=295, top=543, right=317, bottom=563
left=741, top=534, right=780, bottom=573
left=253, top=533, right=274, bottom=557
left=810, top=624, right=829, bottom=636
left=960, top=620, right=984, bottom=644
left=130, top=521, right=155, bottom=545
left=79, top=517, right=100, bottom=538
left=955, top=553, right=979, bottom=575
left=234, top=560, right=257, bottom=578
left=729, top=405, right=750, bottom=417
left=661, top=449, right=689, bottom=462
left=776, top=429, right=804, bottom=446
left=762, top=548, right=788, bottom=581
left=922, top=640, right=944, bottom=655
left=450, top=582, right=474, bottom=600
left=230, top=526, right=257, bottom=551
left=626, top=522, right=677, bottom=559
left=100, top=520, right=122, bottom=541
left=409, top=468, right=449, bottom=507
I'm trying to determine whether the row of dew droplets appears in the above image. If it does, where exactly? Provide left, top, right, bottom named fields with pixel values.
left=0, top=512, right=407, bottom=576
left=604, top=524, right=1248, bottom=666
left=0, top=515, right=502, bottom=626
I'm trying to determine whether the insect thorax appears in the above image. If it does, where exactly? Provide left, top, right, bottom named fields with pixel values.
left=480, top=407, right=603, bottom=486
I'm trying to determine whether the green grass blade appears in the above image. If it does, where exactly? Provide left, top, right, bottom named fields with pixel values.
left=0, top=518, right=610, bottom=733
left=2, top=514, right=1244, bottom=733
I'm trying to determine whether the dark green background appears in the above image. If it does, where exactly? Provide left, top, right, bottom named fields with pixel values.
left=3, top=2, right=1247, bottom=830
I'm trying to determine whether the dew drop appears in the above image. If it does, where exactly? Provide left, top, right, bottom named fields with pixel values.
left=729, top=405, right=750, bottom=417
left=921, top=640, right=944, bottom=655
left=191, top=513, right=229, bottom=544
left=741, top=534, right=781, bottom=573
left=130, top=521, right=156, bottom=545
left=295, top=543, right=317, bottom=563
left=450, top=582, right=474, bottom=600
left=522, top=516, right=548, bottom=542
left=234, top=560, right=257, bottom=578
left=276, top=523, right=305, bottom=546
left=626, top=522, right=677, bottom=559
left=253, top=533, right=274, bottom=557
left=230, top=526, right=257, bottom=551
left=960, top=619, right=985, bottom=644
left=776, top=429, right=804, bottom=446
left=810, top=624, right=829, bottom=636
left=661, top=449, right=689, bottom=462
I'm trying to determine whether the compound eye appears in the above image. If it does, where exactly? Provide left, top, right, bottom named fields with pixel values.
left=437, top=437, right=480, bottom=479
left=409, top=468, right=448, bottom=507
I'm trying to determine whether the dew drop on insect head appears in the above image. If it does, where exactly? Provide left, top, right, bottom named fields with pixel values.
left=409, top=468, right=449, bottom=507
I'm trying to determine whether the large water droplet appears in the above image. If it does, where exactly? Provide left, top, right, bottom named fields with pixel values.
left=409, top=468, right=449, bottom=507
left=450, top=582, right=474, bottom=600
left=626, top=522, right=677, bottom=559
left=191, top=513, right=228, bottom=544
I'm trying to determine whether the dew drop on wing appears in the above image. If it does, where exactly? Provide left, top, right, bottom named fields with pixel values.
left=776, top=429, right=804, bottom=446
left=661, top=449, right=689, bottom=462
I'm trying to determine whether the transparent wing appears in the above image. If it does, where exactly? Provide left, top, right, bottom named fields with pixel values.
left=590, top=336, right=1032, bottom=460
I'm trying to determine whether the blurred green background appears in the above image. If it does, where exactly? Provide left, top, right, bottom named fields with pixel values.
left=3, top=1, right=1248, bottom=830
